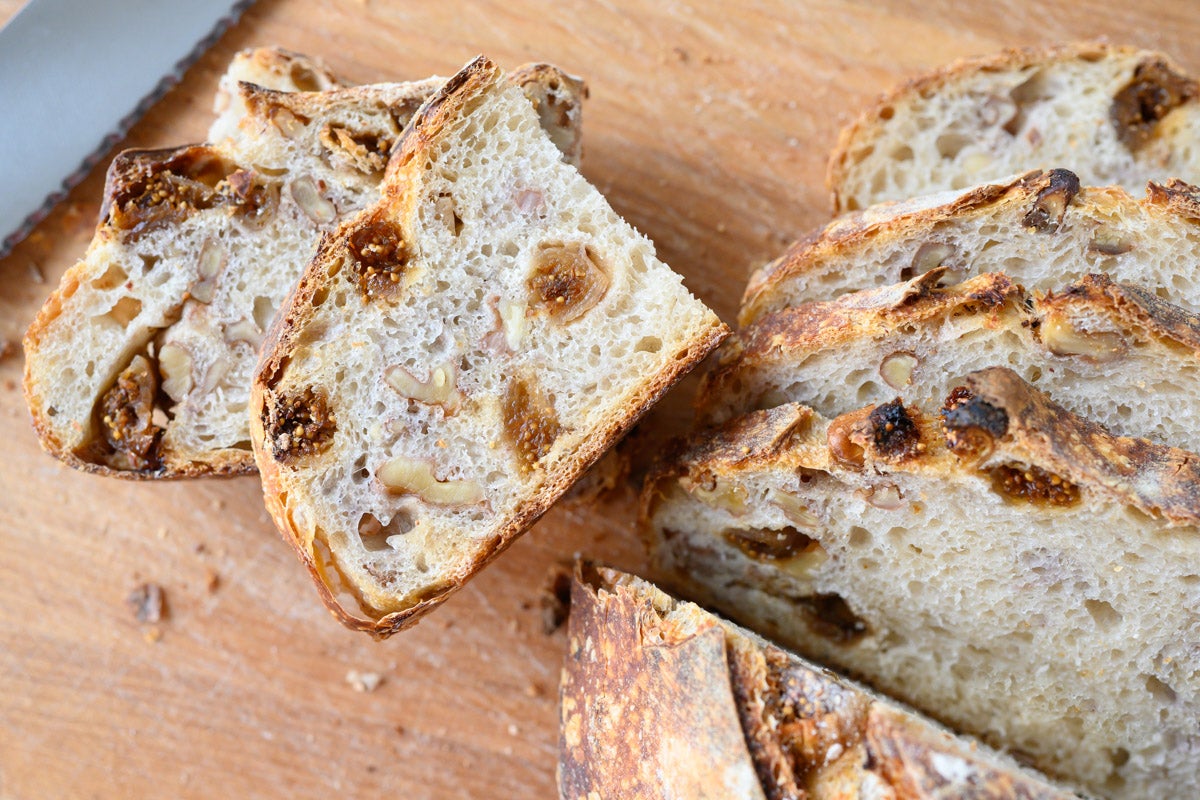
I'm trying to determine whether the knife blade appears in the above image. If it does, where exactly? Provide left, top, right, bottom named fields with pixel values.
left=0, top=0, right=255, bottom=257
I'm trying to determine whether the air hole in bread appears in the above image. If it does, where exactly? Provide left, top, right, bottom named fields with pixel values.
left=288, top=63, right=324, bottom=92
left=878, top=105, right=894, bottom=121
left=890, top=144, right=914, bottom=161
left=92, top=262, right=129, bottom=290
left=358, top=511, right=414, bottom=552
left=935, top=131, right=972, bottom=159
left=1084, top=599, right=1123, bottom=631
left=1143, top=673, right=1178, bottom=705
left=101, top=296, right=143, bottom=327
left=1003, top=68, right=1050, bottom=136
left=635, top=336, right=662, bottom=354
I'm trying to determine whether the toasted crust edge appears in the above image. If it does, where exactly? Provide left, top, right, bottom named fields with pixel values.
left=824, top=41, right=1170, bottom=213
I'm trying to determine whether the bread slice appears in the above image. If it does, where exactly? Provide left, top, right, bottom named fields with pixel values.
left=644, top=367, right=1200, bottom=799
left=23, top=60, right=583, bottom=477
left=562, top=565, right=1078, bottom=800
left=700, top=269, right=1200, bottom=455
left=248, top=56, right=727, bottom=636
left=827, top=42, right=1200, bottom=214
left=742, top=169, right=1200, bottom=326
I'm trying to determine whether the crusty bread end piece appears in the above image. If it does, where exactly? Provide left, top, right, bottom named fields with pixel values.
left=561, top=565, right=1078, bottom=800
left=645, top=368, right=1200, bottom=798
left=249, top=56, right=727, bottom=635
left=828, top=42, right=1200, bottom=213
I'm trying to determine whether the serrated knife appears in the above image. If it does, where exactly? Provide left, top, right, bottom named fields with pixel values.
left=0, top=0, right=255, bottom=257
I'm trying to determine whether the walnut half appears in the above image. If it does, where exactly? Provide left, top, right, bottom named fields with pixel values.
left=376, top=457, right=483, bottom=505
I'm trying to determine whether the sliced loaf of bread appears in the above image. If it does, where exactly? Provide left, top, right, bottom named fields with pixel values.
left=644, top=368, right=1200, bottom=799
left=562, top=565, right=1078, bottom=800
left=700, top=268, right=1200, bottom=454
left=828, top=42, right=1200, bottom=213
left=742, top=169, right=1200, bottom=326
left=248, top=57, right=727, bottom=635
left=23, top=58, right=582, bottom=477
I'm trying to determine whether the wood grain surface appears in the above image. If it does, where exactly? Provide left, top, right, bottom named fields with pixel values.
left=2, top=1, right=1198, bottom=797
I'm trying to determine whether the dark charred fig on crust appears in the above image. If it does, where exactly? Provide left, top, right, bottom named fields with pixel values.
left=942, top=387, right=1009, bottom=461
left=346, top=215, right=409, bottom=298
left=1111, top=60, right=1198, bottom=151
left=502, top=375, right=562, bottom=469
left=261, top=386, right=337, bottom=462
left=1023, top=169, right=1080, bottom=232
left=868, top=399, right=921, bottom=460
left=91, top=354, right=164, bottom=472
left=991, top=463, right=1081, bottom=508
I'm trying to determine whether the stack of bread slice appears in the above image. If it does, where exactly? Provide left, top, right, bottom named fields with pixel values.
left=645, top=43, right=1200, bottom=798
left=23, top=50, right=726, bottom=633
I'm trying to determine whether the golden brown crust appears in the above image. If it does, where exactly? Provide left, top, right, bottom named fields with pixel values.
left=740, top=170, right=1053, bottom=326
left=959, top=367, right=1200, bottom=524
left=559, top=565, right=767, bottom=799
left=705, top=270, right=1019, bottom=418
left=1041, top=272, right=1200, bottom=355
left=825, top=41, right=1171, bottom=213
left=563, top=567, right=1075, bottom=799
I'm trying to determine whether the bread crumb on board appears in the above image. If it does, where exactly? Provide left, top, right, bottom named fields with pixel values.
left=345, top=670, right=383, bottom=693
left=127, top=583, right=166, bottom=624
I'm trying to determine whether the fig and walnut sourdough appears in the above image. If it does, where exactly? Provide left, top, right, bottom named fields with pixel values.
left=828, top=42, right=1200, bottom=213
left=645, top=368, right=1200, bottom=799
left=249, top=57, right=727, bottom=636
left=561, top=566, right=1076, bottom=800
left=23, top=51, right=583, bottom=477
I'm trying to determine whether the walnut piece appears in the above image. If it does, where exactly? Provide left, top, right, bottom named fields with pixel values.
left=291, top=176, right=336, bottom=224
left=384, top=362, right=462, bottom=412
left=1041, top=310, right=1125, bottom=363
left=158, top=343, right=193, bottom=403
left=376, top=457, right=483, bottom=505
left=879, top=352, right=918, bottom=390
left=190, top=238, right=226, bottom=303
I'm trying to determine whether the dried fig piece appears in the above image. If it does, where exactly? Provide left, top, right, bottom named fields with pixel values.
left=346, top=215, right=409, bottom=298
left=95, top=354, right=163, bottom=471
left=991, top=463, right=1081, bottom=508
left=528, top=242, right=609, bottom=323
left=941, top=387, right=1007, bottom=462
left=104, top=147, right=236, bottom=240
left=319, top=124, right=393, bottom=174
left=1111, top=60, right=1198, bottom=151
left=868, top=399, right=921, bottom=460
left=261, top=385, right=337, bottom=462
left=502, top=375, right=562, bottom=468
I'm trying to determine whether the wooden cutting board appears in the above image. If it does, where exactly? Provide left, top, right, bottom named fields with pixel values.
left=2, top=1, right=1197, bottom=796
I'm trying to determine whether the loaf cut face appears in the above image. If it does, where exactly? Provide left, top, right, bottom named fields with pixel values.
left=23, top=53, right=582, bottom=477
left=828, top=42, right=1200, bottom=213
left=701, top=268, right=1200, bottom=454
left=744, top=169, right=1200, bottom=326
left=249, top=56, right=727, bottom=635
left=645, top=368, right=1200, bottom=799
left=561, top=565, right=1076, bottom=800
